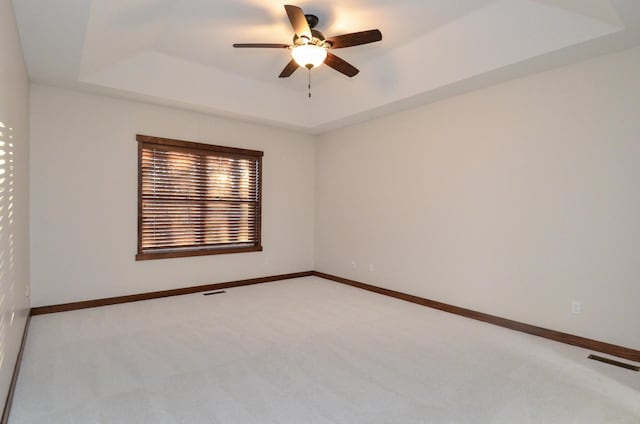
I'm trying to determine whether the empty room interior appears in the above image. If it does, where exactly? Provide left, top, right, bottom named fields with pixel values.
left=2, top=0, right=640, bottom=422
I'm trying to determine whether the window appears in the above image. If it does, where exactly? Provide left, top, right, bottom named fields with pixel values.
left=136, top=135, right=263, bottom=260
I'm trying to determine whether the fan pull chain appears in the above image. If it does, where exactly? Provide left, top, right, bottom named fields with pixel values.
left=308, top=68, right=312, bottom=98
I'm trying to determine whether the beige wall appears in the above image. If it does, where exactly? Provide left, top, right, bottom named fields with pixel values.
left=315, top=47, right=640, bottom=350
left=30, top=85, right=315, bottom=306
left=0, top=0, right=31, bottom=404
left=28, top=46, right=640, bottom=350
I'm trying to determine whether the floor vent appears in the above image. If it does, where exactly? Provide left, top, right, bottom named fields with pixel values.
left=203, top=290, right=226, bottom=296
left=588, top=354, right=639, bottom=371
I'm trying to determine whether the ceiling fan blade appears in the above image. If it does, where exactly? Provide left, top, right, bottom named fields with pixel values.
left=233, top=43, right=290, bottom=48
left=326, top=29, right=382, bottom=49
left=284, top=5, right=311, bottom=40
left=325, top=52, right=359, bottom=77
left=279, top=59, right=299, bottom=78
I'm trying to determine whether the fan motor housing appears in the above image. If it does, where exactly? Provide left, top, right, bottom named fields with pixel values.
left=293, top=30, right=327, bottom=47
left=292, top=14, right=329, bottom=47
left=305, top=14, right=319, bottom=29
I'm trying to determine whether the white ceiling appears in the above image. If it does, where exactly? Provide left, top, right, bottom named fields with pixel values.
left=12, top=0, right=640, bottom=133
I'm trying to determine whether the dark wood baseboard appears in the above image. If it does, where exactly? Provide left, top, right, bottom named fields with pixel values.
left=1, top=313, right=31, bottom=424
left=313, top=271, right=640, bottom=363
left=31, top=271, right=313, bottom=315
left=25, top=269, right=640, bottom=362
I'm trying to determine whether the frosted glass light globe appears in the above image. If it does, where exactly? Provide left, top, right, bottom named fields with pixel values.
left=292, top=44, right=327, bottom=69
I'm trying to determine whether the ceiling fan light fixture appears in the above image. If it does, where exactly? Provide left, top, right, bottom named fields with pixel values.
left=233, top=4, right=382, bottom=80
left=292, top=44, right=327, bottom=69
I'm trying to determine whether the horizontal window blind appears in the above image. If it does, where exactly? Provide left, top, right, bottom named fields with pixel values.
left=136, top=135, right=263, bottom=260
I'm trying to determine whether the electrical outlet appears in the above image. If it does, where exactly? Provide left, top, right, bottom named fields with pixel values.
left=369, top=263, right=374, bottom=272
left=571, top=301, right=582, bottom=315
left=351, top=260, right=356, bottom=269
left=25, top=285, right=30, bottom=298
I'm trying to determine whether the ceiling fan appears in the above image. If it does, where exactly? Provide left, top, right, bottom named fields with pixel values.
left=233, top=4, right=382, bottom=79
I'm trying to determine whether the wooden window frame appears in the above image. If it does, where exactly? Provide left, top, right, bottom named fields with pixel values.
left=136, top=134, right=263, bottom=261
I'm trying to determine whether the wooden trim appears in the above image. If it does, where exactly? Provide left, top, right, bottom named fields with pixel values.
left=27, top=269, right=639, bottom=364
left=135, top=245, right=263, bottom=261
left=1, top=314, right=31, bottom=424
left=31, top=271, right=313, bottom=315
left=312, top=271, right=640, bottom=363
left=137, top=140, right=143, bottom=256
left=136, top=134, right=264, bottom=157
left=256, top=155, right=262, bottom=250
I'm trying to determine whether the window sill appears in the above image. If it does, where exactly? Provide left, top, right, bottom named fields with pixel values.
left=136, top=245, right=263, bottom=261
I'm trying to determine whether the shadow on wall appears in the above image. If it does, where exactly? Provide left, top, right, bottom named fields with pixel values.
left=0, top=120, right=16, bottom=371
